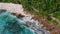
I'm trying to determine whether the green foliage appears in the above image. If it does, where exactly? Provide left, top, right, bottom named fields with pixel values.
left=47, top=16, right=52, bottom=21
left=50, top=20, right=58, bottom=25
left=21, top=0, right=60, bottom=26
left=21, top=0, right=60, bottom=21
left=57, top=24, right=60, bottom=26
left=54, top=12, right=60, bottom=19
left=22, top=0, right=58, bottom=14
left=21, top=0, right=60, bottom=16
left=0, top=0, right=21, bottom=4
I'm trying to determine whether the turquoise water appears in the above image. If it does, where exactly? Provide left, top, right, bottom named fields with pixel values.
left=0, top=12, right=35, bottom=34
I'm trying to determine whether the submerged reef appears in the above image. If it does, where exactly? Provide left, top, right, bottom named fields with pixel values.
left=0, top=10, right=35, bottom=34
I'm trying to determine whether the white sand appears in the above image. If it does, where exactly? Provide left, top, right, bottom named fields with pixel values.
left=0, top=3, right=34, bottom=18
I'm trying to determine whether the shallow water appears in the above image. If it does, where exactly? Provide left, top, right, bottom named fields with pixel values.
left=0, top=12, right=35, bottom=34
left=0, top=10, right=50, bottom=34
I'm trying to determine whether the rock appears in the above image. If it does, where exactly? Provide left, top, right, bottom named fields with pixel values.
left=22, top=17, right=50, bottom=34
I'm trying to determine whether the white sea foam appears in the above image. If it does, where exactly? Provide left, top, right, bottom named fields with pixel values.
left=21, top=16, right=50, bottom=34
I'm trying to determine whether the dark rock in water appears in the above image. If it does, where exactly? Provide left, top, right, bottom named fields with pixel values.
left=17, top=14, right=24, bottom=18
left=11, top=13, right=24, bottom=18
left=0, top=9, right=6, bottom=13
left=0, top=11, right=35, bottom=34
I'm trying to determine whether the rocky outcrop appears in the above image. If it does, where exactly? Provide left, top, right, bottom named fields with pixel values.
left=32, top=15, right=60, bottom=34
